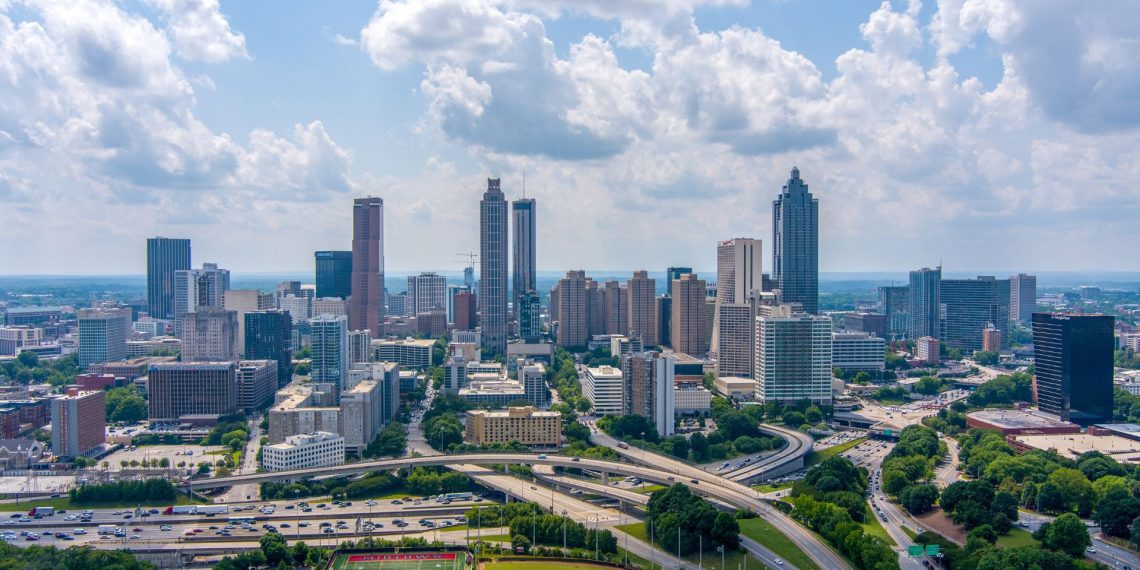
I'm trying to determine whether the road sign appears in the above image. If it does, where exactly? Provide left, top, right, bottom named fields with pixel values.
left=925, top=545, right=940, bottom=556
left=907, top=545, right=923, bottom=557
left=885, top=429, right=893, bottom=436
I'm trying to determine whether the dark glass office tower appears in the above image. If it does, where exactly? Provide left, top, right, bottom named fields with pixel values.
left=666, top=267, right=693, bottom=282
left=480, top=179, right=508, bottom=355
left=245, top=310, right=293, bottom=387
left=147, top=237, right=191, bottom=319
left=315, top=250, right=352, bottom=299
left=940, top=276, right=1010, bottom=352
left=517, top=290, right=541, bottom=343
left=512, top=198, right=536, bottom=318
left=1033, top=313, right=1114, bottom=425
left=908, top=267, right=941, bottom=340
left=772, top=167, right=819, bottom=314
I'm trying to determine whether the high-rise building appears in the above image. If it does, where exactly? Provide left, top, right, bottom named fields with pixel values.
left=446, top=285, right=470, bottom=324
left=666, top=267, right=693, bottom=282
left=713, top=237, right=762, bottom=363
left=223, top=289, right=273, bottom=358
left=0, top=326, right=42, bottom=356
left=77, top=308, right=128, bottom=370
left=279, top=294, right=312, bottom=323
left=236, top=360, right=277, bottom=413
left=464, top=407, right=560, bottom=448
left=173, top=262, right=230, bottom=336
left=656, top=296, right=672, bottom=349
left=670, top=273, right=707, bottom=357
left=311, top=315, right=348, bottom=405
left=147, top=362, right=238, bottom=420
left=480, top=179, right=508, bottom=355
left=940, top=276, right=1010, bottom=352
left=831, top=332, right=886, bottom=372
left=916, top=336, right=940, bottom=365
left=453, top=290, right=477, bottom=331
left=627, top=271, right=658, bottom=347
left=245, top=310, right=293, bottom=386
left=878, top=285, right=910, bottom=339
left=583, top=365, right=624, bottom=415
left=844, top=312, right=887, bottom=338
left=982, top=324, right=1002, bottom=352
left=604, top=281, right=628, bottom=335
left=771, top=167, right=819, bottom=314
left=586, top=280, right=605, bottom=337
left=146, top=237, right=191, bottom=320
left=386, top=291, right=408, bottom=317
left=315, top=251, right=352, bottom=300
left=350, top=197, right=385, bottom=336
left=407, top=272, right=448, bottom=315
left=180, top=308, right=239, bottom=362
left=50, top=388, right=105, bottom=458
left=553, top=270, right=590, bottom=349
left=1010, top=274, right=1037, bottom=324
left=339, top=373, right=386, bottom=454
left=312, top=297, right=347, bottom=319
left=262, top=431, right=344, bottom=471
left=715, top=302, right=756, bottom=378
left=517, top=291, right=541, bottom=343
left=519, top=360, right=548, bottom=406
left=754, top=304, right=832, bottom=404
left=908, top=267, right=941, bottom=340
left=622, top=351, right=676, bottom=437
left=347, top=330, right=372, bottom=365
left=1033, top=313, right=1114, bottom=425
left=512, top=197, right=537, bottom=318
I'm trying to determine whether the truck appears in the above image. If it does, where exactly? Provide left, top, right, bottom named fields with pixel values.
left=27, top=507, right=54, bottom=516
left=163, top=506, right=197, bottom=515
left=163, top=504, right=229, bottom=516
left=97, top=525, right=119, bottom=535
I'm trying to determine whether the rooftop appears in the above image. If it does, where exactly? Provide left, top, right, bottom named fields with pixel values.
left=1011, top=433, right=1140, bottom=462
left=967, top=409, right=1080, bottom=430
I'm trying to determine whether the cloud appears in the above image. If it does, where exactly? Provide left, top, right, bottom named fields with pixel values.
left=143, top=0, right=249, bottom=62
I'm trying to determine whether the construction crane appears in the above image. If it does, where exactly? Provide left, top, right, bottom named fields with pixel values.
left=456, top=252, right=478, bottom=289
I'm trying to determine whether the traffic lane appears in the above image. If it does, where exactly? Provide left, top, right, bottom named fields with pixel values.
left=1018, top=511, right=1140, bottom=569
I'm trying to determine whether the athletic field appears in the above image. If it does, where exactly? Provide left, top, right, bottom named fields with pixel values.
left=329, top=552, right=472, bottom=570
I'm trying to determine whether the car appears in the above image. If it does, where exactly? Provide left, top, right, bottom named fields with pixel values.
left=208, top=526, right=219, bottom=530
left=42, top=531, right=53, bottom=536
left=130, top=535, right=142, bottom=540
left=1086, top=547, right=1097, bottom=554
left=73, top=529, right=87, bottom=535
left=298, top=522, right=309, bottom=528
left=530, top=486, right=537, bottom=490
left=184, top=531, right=196, bottom=536
left=160, top=525, right=173, bottom=531
left=133, top=527, right=144, bottom=532
left=391, top=499, right=402, bottom=505
left=58, top=534, right=74, bottom=540
left=774, top=559, right=784, bottom=566
left=323, top=528, right=334, bottom=534
left=319, top=522, right=331, bottom=527
left=690, top=479, right=700, bottom=484
left=571, top=457, right=580, bottom=462
left=25, top=535, right=38, bottom=541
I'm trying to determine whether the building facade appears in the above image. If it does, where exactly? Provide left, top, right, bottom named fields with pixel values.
left=464, top=407, right=560, bottom=448
left=146, top=237, right=191, bottom=320
left=315, top=251, right=352, bottom=300
left=622, top=351, right=676, bottom=437
left=453, top=290, right=477, bottom=331
left=754, top=304, right=832, bottom=404
left=878, top=285, right=910, bottom=339
left=236, top=360, right=277, bottom=413
left=350, top=197, right=385, bottom=336
left=407, top=272, right=448, bottom=315
left=262, top=431, right=344, bottom=471
left=1009, top=273, right=1037, bottom=324
left=311, top=315, right=348, bottom=405
left=627, top=271, right=658, bottom=347
left=517, top=291, right=541, bottom=343
left=771, top=168, right=818, bottom=314
left=915, top=336, right=940, bottom=365
left=50, top=389, right=105, bottom=458
left=940, top=276, right=1010, bottom=352
left=1033, top=313, right=1114, bottom=425
left=908, top=267, right=941, bottom=340
left=173, top=263, right=230, bottom=336
left=844, top=313, right=887, bottom=338
left=244, top=310, right=293, bottom=387
left=512, top=197, right=537, bottom=320
left=553, top=270, right=590, bottom=349
left=77, top=308, right=128, bottom=370
left=831, top=332, right=886, bottom=372
left=716, top=302, right=756, bottom=378
left=670, top=273, right=708, bottom=357
left=584, top=365, right=624, bottom=415
left=480, top=179, right=509, bottom=355
left=180, top=308, right=239, bottom=362
left=519, top=361, right=548, bottom=406
left=224, top=289, right=274, bottom=358
left=0, top=326, right=42, bottom=356
left=148, top=362, right=238, bottom=420
left=371, top=338, right=434, bottom=369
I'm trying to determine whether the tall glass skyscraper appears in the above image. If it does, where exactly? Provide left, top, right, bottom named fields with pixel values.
left=1033, top=313, right=1114, bottom=425
left=908, top=267, right=941, bottom=340
left=146, top=237, right=190, bottom=319
left=480, top=179, right=508, bottom=355
left=315, top=251, right=352, bottom=300
left=771, top=167, right=818, bottom=314
left=311, top=314, right=348, bottom=405
left=245, top=310, right=293, bottom=386
left=512, top=197, right=536, bottom=318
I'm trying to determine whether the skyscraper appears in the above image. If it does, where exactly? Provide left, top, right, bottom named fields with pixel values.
left=627, top=271, right=658, bottom=347
left=666, top=267, right=693, bottom=282
left=173, top=262, right=229, bottom=336
left=622, top=351, right=676, bottom=438
left=1010, top=274, right=1037, bottom=324
left=315, top=251, right=352, bottom=300
left=771, top=167, right=819, bottom=314
left=146, top=237, right=190, bottom=320
left=754, top=304, right=832, bottom=404
left=670, top=273, right=707, bottom=356
left=245, top=310, right=293, bottom=386
left=908, top=267, right=941, bottom=340
left=1033, top=313, right=1114, bottom=425
left=517, top=291, right=541, bottom=343
left=512, top=197, right=537, bottom=317
left=553, top=270, right=590, bottom=349
left=350, top=197, right=385, bottom=337
left=453, top=291, right=477, bottom=331
left=480, top=178, right=508, bottom=355
left=77, top=308, right=128, bottom=370
left=878, top=285, right=910, bottom=339
left=180, top=308, right=239, bottom=362
left=940, top=276, right=1010, bottom=352
left=713, top=237, right=762, bottom=360
left=604, top=281, right=628, bottom=335
left=407, top=272, right=448, bottom=315
left=311, top=314, right=348, bottom=405
left=224, top=289, right=273, bottom=358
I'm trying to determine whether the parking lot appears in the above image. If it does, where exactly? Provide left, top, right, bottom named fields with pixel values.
left=100, top=445, right=227, bottom=471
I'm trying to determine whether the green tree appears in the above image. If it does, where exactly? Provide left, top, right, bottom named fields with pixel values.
left=1035, top=513, right=1091, bottom=557
left=972, top=351, right=999, bottom=365
left=690, top=432, right=709, bottom=461
left=1093, top=487, right=1140, bottom=538
left=899, top=484, right=940, bottom=515
left=782, top=411, right=806, bottom=427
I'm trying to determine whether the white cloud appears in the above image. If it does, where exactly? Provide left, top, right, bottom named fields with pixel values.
left=143, top=0, right=249, bottom=62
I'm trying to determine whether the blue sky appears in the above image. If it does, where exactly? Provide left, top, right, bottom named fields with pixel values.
left=1, top=0, right=1138, bottom=276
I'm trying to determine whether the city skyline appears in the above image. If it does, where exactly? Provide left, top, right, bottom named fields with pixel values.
left=1, top=2, right=1138, bottom=275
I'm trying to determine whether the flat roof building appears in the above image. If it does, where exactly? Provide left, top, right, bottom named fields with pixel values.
left=465, top=407, right=560, bottom=448
left=372, top=338, right=434, bottom=369
left=715, top=376, right=757, bottom=400
left=583, top=365, right=624, bottom=416
left=832, top=331, right=886, bottom=372
left=50, top=388, right=105, bottom=458
left=262, top=431, right=344, bottom=471
left=1034, top=313, right=1114, bottom=425
left=965, top=409, right=1081, bottom=435
left=148, top=362, right=238, bottom=421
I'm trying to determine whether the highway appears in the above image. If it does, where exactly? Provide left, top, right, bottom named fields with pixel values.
left=934, top=437, right=960, bottom=488
left=725, top=424, right=814, bottom=482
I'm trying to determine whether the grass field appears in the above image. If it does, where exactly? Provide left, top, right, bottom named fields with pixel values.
left=996, top=528, right=1038, bottom=549
left=860, top=506, right=895, bottom=546
left=482, top=562, right=615, bottom=570
left=737, top=518, right=821, bottom=570
left=901, top=526, right=917, bottom=540
left=633, top=485, right=667, bottom=495
left=0, top=493, right=201, bottom=512
left=753, top=481, right=794, bottom=493
left=805, top=437, right=867, bottom=467
left=329, top=552, right=471, bottom=570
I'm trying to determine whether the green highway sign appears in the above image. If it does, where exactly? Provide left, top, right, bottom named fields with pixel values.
left=925, top=545, right=940, bottom=556
left=907, top=545, right=923, bottom=557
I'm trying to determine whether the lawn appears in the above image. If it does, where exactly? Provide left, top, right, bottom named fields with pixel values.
left=753, top=481, right=794, bottom=493
left=633, top=485, right=667, bottom=495
left=483, top=562, right=616, bottom=570
left=737, top=518, right=821, bottom=570
left=996, top=528, right=1039, bottom=548
left=805, top=437, right=867, bottom=467
left=616, top=522, right=763, bottom=570
left=0, top=493, right=201, bottom=512
left=901, top=526, right=917, bottom=541
left=860, top=506, right=895, bottom=546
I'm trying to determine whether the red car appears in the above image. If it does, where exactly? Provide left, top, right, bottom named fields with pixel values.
left=133, top=527, right=144, bottom=532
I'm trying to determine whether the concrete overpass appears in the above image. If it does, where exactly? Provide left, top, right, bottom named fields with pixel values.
left=726, top=423, right=814, bottom=482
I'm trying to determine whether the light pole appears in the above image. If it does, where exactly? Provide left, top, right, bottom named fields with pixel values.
left=699, top=535, right=703, bottom=570
left=718, top=545, right=724, bottom=570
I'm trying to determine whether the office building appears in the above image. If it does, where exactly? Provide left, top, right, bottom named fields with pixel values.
left=50, top=388, right=105, bottom=458
left=0, top=326, right=42, bottom=356
left=983, top=325, right=1003, bottom=352
left=350, top=197, right=385, bottom=336
left=941, top=276, right=1010, bottom=352
left=586, top=281, right=605, bottom=337
left=480, top=178, right=509, bottom=355
left=173, top=263, right=230, bottom=336
left=458, top=378, right=527, bottom=407
left=339, top=377, right=385, bottom=454
left=845, top=313, right=887, bottom=338
left=878, top=286, right=910, bottom=339
left=519, top=361, right=548, bottom=406
left=125, top=337, right=182, bottom=358
left=180, top=308, right=238, bottom=362
left=407, top=272, right=448, bottom=315
left=465, top=407, right=560, bottom=448
left=915, top=336, right=940, bottom=365
left=610, top=335, right=644, bottom=358
left=347, top=361, right=400, bottom=424
left=716, top=238, right=763, bottom=305
left=371, top=338, right=434, bottom=369
left=627, top=271, right=658, bottom=347
left=312, top=298, right=347, bottom=319
left=622, top=351, right=676, bottom=437
left=715, top=376, right=757, bottom=401
left=147, top=362, right=238, bottom=420
left=716, top=302, right=756, bottom=378
left=1010, top=274, right=1037, bottom=324
left=386, top=292, right=408, bottom=318
left=245, top=310, right=293, bottom=387
left=262, top=431, right=344, bottom=471
left=754, top=304, right=832, bottom=404
left=416, top=309, right=448, bottom=339
left=908, top=267, right=941, bottom=340
left=347, top=330, right=372, bottom=365
left=453, top=290, right=477, bottom=331
left=670, top=273, right=708, bottom=357
left=447, top=285, right=471, bottom=324
left=311, top=315, right=348, bottom=405
left=656, top=296, right=672, bottom=349
left=1033, top=313, right=1114, bottom=425
left=831, top=332, right=886, bottom=372
left=512, top=197, right=537, bottom=318
left=675, top=383, right=711, bottom=415
left=267, top=383, right=340, bottom=444
left=279, top=294, right=311, bottom=323
left=77, top=308, right=128, bottom=370
left=146, top=237, right=191, bottom=320
left=667, top=267, right=692, bottom=282
left=583, top=365, right=624, bottom=415
left=236, top=360, right=277, bottom=413
left=604, top=281, right=628, bottom=336
left=223, top=289, right=273, bottom=358
left=517, top=291, right=541, bottom=342
left=315, top=251, right=352, bottom=300
left=553, top=270, right=590, bottom=349
left=771, top=168, right=818, bottom=314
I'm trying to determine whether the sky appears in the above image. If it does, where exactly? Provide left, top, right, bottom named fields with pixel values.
left=1, top=0, right=1139, bottom=276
